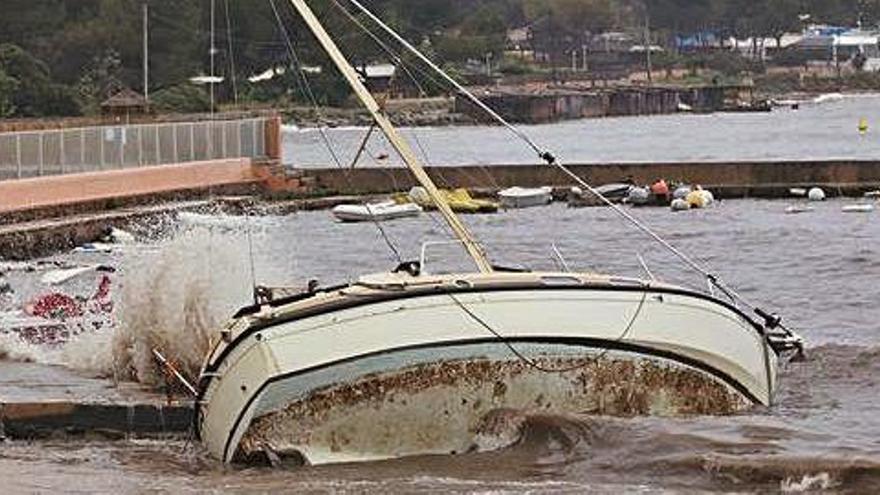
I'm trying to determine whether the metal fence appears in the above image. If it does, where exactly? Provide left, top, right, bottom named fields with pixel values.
left=0, top=118, right=268, bottom=181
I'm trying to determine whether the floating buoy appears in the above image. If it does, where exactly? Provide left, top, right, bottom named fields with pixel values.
left=808, top=187, right=826, bottom=202
left=673, top=185, right=692, bottom=200
left=859, top=117, right=869, bottom=135
left=842, top=204, right=875, bottom=213
left=686, top=187, right=714, bottom=208
left=627, top=186, right=650, bottom=205
left=651, top=179, right=670, bottom=197
left=789, top=188, right=807, bottom=197
left=701, top=189, right=715, bottom=206
left=671, top=198, right=691, bottom=211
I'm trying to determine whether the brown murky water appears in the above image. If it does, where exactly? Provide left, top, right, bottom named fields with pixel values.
left=2, top=197, right=879, bottom=493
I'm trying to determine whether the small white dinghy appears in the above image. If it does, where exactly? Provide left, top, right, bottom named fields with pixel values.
left=331, top=201, right=422, bottom=222
left=498, top=186, right=553, bottom=209
left=842, top=204, right=875, bottom=213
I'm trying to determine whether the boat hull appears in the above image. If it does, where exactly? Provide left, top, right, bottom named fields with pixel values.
left=197, top=280, right=775, bottom=465
left=236, top=343, right=751, bottom=465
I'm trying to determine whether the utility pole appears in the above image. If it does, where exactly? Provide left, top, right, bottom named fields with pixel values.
left=645, top=14, right=653, bottom=84
left=210, top=0, right=216, bottom=114
left=224, top=0, right=238, bottom=104
left=582, top=44, right=587, bottom=72
left=143, top=2, right=149, bottom=102
left=571, top=49, right=577, bottom=72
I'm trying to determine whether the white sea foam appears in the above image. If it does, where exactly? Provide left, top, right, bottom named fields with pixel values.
left=781, top=472, right=836, bottom=492
left=0, top=332, right=56, bottom=363
left=61, top=221, right=254, bottom=385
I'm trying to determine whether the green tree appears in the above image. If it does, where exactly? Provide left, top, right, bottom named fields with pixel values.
left=0, top=68, right=18, bottom=117
left=151, top=83, right=211, bottom=113
left=0, top=44, right=79, bottom=117
left=525, top=0, right=616, bottom=33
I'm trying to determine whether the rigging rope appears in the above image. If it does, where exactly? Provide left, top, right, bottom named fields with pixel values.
left=340, top=0, right=769, bottom=314
left=449, top=288, right=648, bottom=374
left=269, top=0, right=403, bottom=264
left=329, top=0, right=503, bottom=237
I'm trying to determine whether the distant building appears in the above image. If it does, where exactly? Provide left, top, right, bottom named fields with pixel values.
left=506, top=26, right=530, bottom=50
left=506, top=26, right=534, bottom=60
left=791, top=26, right=880, bottom=70
left=675, top=31, right=723, bottom=52
left=593, top=32, right=637, bottom=52
left=730, top=33, right=803, bottom=60
left=357, top=63, right=396, bottom=94
left=101, top=88, right=148, bottom=121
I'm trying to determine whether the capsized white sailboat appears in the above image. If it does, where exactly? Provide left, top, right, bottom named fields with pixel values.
left=195, top=0, right=805, bottom=466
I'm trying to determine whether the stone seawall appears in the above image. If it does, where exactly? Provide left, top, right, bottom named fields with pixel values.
left=300, top=160, right=880, bottom=197
left=455, top=85, right=737, bottom=124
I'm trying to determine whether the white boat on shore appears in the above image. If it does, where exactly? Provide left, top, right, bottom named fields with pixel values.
left=331, top=201, right=422, bottom=222
left=498, top=186, right=553, bottom=209
left=195, top=0, right=804, bottom=468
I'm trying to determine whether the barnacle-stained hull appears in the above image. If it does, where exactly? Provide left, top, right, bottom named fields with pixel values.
left=196, top=272, right=776, bottom=465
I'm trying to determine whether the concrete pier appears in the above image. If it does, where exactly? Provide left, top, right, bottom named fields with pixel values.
left=299, top=160, right=880, bottom=197
left=0, top=361, right=191, bottom=440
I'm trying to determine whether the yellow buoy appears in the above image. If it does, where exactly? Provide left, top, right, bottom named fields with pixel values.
left=859, top=117, right=869, bottom=135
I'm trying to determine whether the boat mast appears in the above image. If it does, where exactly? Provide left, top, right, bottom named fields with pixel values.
left=285, top=0, right=493, bottom=273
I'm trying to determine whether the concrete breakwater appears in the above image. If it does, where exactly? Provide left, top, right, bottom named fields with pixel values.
left=455, top=85, right=745, bottom=124
left=301, top=159, right=880, bottom=197
left=0, top=361, right=191, bottom=440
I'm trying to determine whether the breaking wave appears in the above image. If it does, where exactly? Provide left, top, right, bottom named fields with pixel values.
left=61, top=219, right=257, bottom=385
left=461, top=409, right=880, bottom=492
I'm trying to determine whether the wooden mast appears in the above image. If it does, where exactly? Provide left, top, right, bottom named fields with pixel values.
left=285, top=0, right=493, bottom=274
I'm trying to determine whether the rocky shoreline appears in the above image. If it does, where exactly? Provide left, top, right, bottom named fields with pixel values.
left=281, top=97, right=474, bottom=128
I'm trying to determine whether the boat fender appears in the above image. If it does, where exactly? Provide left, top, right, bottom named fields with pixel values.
left=700, top=189, right=715, bottom=206
left=627, top=187, right=650, bottom=205
left=393, top=261, right=421, bottom=277
left=670, top=198, right=691, bottom=211
left=650, top=179, right=670, bottom=197
left=539, top=151, right=557, bottom=164
left=673, top=185, right=692, bottom=200
left=808, top=187, right=826, bottom=202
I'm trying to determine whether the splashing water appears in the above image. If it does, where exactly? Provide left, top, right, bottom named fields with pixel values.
left=781, top=472, right=836, bottom=493
left=61, top=221, right=256, bottom=386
